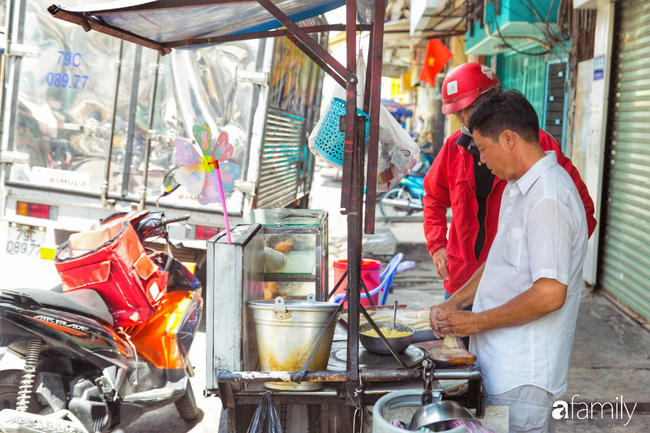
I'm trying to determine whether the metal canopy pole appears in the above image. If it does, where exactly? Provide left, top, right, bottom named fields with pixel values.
left=339, top=0, right=357, bottom=215
left=343, top=0, right=361, bottom=391
left=342, top=2, right=385, bottom=425
left=364, top=0, right=385, bottom=235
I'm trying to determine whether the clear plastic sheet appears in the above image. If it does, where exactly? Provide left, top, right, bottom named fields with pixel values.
left=58, top=0, right=344, bottom=42
left=10, top=0, right=256, bottom=214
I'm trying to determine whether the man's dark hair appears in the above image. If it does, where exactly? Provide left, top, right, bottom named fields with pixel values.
left=467, top=89, right=539, bottom=144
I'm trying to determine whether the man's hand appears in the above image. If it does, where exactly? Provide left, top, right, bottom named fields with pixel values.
left=428, top=302, right=455, bottom=338
left=431, top=246, right=449, bottom=280
left=435, top=311, right=480, bottom=337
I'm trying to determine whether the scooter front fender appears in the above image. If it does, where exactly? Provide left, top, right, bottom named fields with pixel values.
left=128, top=291, right=202, bottom=370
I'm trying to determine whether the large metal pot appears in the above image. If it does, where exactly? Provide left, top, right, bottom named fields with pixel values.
left=247, top=295, right=340, bottom=391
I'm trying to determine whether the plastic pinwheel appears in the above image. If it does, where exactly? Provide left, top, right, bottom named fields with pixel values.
left=174, top=123, right=241, bottom=243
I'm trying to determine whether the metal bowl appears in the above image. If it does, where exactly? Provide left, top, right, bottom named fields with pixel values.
left=358, top=321, right=414, bottom=355
left=409, top=400, right=475, bottom=431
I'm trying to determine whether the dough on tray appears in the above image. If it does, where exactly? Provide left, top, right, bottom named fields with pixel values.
left=444, top=334, right=460, bottom=348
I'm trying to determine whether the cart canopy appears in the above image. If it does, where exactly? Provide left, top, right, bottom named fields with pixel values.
left=49, top=0, right=344, bottom=52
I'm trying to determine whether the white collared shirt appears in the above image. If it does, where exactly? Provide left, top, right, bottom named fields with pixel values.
left=471, top=151, right=588, bottom=397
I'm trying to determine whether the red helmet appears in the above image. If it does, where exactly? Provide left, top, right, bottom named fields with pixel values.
left=441, top=63, right=501, bottom=115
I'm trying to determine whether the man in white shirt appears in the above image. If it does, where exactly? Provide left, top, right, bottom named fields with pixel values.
left=428, top=90, right=589, bottom=432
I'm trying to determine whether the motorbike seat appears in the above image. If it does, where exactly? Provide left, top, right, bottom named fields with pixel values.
left=12, top=287, right=113, bottom=326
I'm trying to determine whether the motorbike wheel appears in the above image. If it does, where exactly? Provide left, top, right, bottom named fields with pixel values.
left=379, top=186, right=418, bottom=217
left=175, top=380, right=199, bottom=421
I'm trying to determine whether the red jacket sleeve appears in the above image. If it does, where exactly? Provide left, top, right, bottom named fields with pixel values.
left=422, top=134, right=455, bottom=255
left=539, top=130, right=597, bottom=238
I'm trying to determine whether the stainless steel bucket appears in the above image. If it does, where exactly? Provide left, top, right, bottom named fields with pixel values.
left=247, top=295, right=340, bottom=391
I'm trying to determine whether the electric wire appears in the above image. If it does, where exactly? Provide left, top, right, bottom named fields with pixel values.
left=483, top=0, right=572, bottom=57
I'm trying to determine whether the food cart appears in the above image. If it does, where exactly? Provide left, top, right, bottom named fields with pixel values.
left=205, top=212, right=483, bottom=431
left=48, top=1, right=484, bottom=431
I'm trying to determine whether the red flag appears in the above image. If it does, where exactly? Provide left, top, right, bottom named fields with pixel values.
left=418, top=39, right=453, bottom=88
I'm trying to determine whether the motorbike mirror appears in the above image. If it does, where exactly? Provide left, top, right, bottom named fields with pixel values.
left=163, top=168, right=180, bottom=193
left=157, top=168, right=181, bottom=209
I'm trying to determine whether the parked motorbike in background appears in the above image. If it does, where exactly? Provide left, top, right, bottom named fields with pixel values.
left=0, top=177, right=203, bottom=433
left=379, top=161, right=428, bottom=217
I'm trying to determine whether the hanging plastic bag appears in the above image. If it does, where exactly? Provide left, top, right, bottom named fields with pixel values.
left=246, top=392, right=283, bottom=433
left=375, top=104, right=420, bottom=193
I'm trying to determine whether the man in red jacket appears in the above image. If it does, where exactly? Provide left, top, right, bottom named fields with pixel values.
left=423, top=62, right=597, bottom=300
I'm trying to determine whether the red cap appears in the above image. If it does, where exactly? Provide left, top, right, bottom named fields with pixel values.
left=441, top=63, right=501, bottom=115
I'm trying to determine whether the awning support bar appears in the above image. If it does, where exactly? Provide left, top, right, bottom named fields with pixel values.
left=164, top=24, right=372, bottom=49
left=257, top=0, right=354, bottom=86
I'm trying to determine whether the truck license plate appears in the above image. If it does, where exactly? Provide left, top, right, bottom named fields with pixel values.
left=6, top=225, right=46, bottom=257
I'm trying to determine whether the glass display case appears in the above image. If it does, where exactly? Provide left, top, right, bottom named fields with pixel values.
left=243, top=209, right=328, bottom=301
left=206, top=209, right=329, bottom=388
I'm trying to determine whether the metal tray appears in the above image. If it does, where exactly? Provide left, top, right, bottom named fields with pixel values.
left=327, top=341, right=428, bottom=371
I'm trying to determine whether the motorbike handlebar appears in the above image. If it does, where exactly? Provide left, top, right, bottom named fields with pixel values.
left=164, top=215, right=190, bottom=225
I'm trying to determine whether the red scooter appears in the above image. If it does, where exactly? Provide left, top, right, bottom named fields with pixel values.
left=0, top=208, right=203, bottom=433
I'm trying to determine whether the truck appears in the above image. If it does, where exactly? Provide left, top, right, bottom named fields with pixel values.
left=0, top=0, right=328, bottom=282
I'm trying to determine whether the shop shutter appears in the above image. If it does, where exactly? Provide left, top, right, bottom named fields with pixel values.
left=256, top=108, right=305, bottom=209
left=600, top=0, right=650, bottom=322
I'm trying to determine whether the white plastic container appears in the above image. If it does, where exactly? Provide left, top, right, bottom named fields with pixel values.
left=372, top=390, right=466, bottom=433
